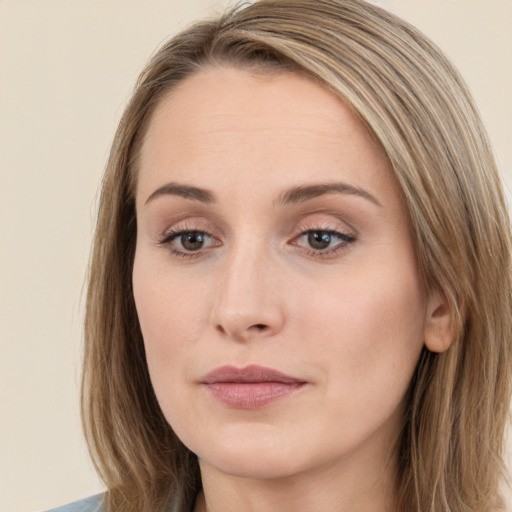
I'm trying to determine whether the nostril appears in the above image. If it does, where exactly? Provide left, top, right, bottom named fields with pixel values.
left=214, top=322, right=270, bottom=338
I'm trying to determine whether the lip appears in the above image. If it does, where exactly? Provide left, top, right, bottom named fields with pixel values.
left=200, top=365, right=307, bottom=409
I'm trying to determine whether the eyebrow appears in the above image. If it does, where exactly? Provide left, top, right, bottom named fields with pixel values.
left=144, top=181, right=381, bottom=207
left=278, top=182, right=382, bottom=207
left=144, top=182, right=214, bottom=205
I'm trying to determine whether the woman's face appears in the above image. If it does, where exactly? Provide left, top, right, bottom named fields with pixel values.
left=133, top=67, right=432, bottom=483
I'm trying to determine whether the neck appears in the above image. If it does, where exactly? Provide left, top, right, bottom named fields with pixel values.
left=194, top=445, right=399, bottom=512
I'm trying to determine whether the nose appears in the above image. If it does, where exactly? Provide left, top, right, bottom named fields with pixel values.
left=211, top=240, right=285, bottom=342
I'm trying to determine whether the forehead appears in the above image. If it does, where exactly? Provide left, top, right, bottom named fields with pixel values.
left=142, top=66, right=377, bottom=151
left=137, top=66, right=396, bottom=207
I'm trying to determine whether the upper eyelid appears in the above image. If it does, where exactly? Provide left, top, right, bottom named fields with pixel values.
left=158, top=229, right=218, bottom=246
left=293, top=221, right=356, bottom=240
left=155, top=210, right=357, bottom=240
left=294, top=211, right=357, bottom=232
left=158, top=220, right=354, bottom=238
left=159, top=220, right=220, bottom=239
left=158, top=227, right=355, bottom=251
left=159, top=224, right=352, bottom=238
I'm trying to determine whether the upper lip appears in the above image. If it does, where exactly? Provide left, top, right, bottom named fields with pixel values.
left=201, top=365, right=305, bottom=384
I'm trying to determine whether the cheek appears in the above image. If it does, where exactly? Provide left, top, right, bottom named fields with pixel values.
left=132, top=262, right=215, bottom=435
left=134, top=246, right=210, bottom=333
left=301, top=260, right=426, bottom=403
left=132, top=254, right=213, bottom=389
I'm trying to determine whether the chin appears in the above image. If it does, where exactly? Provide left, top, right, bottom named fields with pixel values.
left=192, top=428, right=307, bottom=480
left=200, top=449, right=302, bottom=480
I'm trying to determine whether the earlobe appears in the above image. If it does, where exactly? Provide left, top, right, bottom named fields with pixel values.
left=424, top=292, right=455, bottom=353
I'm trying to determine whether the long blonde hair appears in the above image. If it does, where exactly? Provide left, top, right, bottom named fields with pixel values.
left=82, top=1, right=512, bottom=510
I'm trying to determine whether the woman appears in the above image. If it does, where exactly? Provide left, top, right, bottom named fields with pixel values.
left=49, top=0, right=512, bottom=511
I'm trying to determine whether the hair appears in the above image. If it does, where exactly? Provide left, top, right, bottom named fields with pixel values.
left=82, top=1, right=512, bottom=511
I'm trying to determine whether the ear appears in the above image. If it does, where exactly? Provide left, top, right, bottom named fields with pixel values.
left=424, top=291, right=455, bottom=353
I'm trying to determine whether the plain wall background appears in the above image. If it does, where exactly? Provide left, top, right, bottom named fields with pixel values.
left=1, top=1, right=510, bottom=511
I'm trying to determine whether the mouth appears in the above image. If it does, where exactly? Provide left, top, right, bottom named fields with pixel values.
left=200, top=365, right=307, bottom=409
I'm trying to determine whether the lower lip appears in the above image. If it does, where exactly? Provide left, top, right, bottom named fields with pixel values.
left=204, top=382, right=305, bottom=409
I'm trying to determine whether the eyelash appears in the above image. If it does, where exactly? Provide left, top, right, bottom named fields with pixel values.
left=293, top=228, right=356, bottom=258
left=157, top=226, right=218, bottom=259
left=157, top=224, right=356, bottom=260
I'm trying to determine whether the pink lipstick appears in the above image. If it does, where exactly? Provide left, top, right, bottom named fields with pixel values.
left=201, top=365, right=306, bottom=409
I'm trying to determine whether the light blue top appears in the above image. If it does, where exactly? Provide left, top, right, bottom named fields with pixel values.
left=44, top=494, right=104, bottom=512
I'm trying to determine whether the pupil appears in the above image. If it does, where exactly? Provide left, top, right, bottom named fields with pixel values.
left=308, top=231, right=331, bottom=250
left=181, top=232, right=204, bottom=251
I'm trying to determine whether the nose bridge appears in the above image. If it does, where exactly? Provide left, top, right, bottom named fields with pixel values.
left=212, top=232, right=283, bottom=340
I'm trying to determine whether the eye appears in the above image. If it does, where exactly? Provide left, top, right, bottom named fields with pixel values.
left=293, top=229, right=356, bottom=256
left=176, top=231, right=207, bottom=251
left=307, top=231, right=336, bottom=250
left=158, top=229, right=219, bottom=257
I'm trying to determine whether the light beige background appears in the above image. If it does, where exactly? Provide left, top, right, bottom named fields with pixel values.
left=1, top=1, right=510, bottom=511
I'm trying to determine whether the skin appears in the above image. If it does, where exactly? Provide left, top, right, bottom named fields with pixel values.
left=132, top=66, right=452, bottom=512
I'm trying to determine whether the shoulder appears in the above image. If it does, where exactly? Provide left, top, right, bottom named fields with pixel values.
left=43, top=493, right=104, bottom=512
